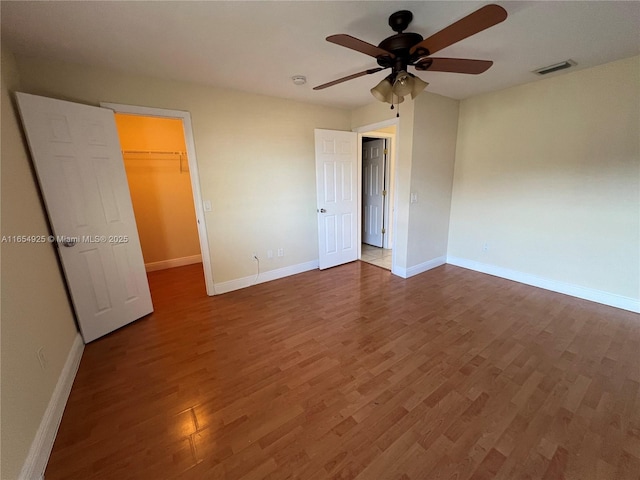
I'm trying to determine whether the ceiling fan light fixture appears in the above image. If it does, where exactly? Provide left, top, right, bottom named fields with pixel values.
left=410, top=74, right=429, bottom=99
left=370, top=78, right=393, bottom=102
left=392, top=70, right=413, bottom=97
left=386, top=93, right=405, bottom=105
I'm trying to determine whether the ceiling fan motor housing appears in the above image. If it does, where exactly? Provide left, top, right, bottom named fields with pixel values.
left=377, top=32, right=424, bottom=68
left=377, top=11, right=424, bottom=70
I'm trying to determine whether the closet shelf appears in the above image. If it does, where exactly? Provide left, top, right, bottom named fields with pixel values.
left=121, top=150, right=187, bottom=157
left=122, top=150, right=189, bottom=172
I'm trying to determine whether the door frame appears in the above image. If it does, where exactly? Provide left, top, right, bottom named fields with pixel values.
left=362, top=136, right=391, bottom=249
left=101, top=102, right=214, bottom=296
left=353, top=118, right=399, bottom=268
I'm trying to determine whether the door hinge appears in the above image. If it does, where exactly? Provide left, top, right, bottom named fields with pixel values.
left=382, top=228, right=386, bottom=234
left=382, top=190, right=387, bottom=196
left=384, top=148, right=388, bottom=155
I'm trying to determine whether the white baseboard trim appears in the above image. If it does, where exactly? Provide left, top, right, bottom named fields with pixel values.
left=145, top=254, right=202, bottom=272
left=19, top=333, right=84, bottom=480
left=446, top=256, right=640, bottom=313
left=214, top=260, right=320, bottom=294
left=393, top=256, right=447, bottom=279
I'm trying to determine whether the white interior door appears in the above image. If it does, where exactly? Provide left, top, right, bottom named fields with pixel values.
left=362, top=138, right=385, bottom=247
left=315, top=129, right=358, bottom=269
left=16, top=92, right=153, bottom=343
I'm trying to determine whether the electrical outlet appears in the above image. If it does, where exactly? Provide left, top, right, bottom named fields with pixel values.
left=267, top=249, right=273, bottom=259
left=252, top=252, right=259, bottom=260
left=482, top=242, right=489, bottom=252
left=277, top=248, right=284, bottom=257
left=37, top=347, right=48, bottom=371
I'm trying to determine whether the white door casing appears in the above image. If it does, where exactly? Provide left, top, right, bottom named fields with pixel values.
left=315, top=129, right=358, bottom=270
left=362, top=138, right=385, bottom=248
left=354, top=118, right=399, bottom=269
left=16, top=92, right=153, bottom=343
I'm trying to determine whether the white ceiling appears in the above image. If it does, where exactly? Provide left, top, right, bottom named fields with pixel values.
left=1, top=1, right=639, bottom=109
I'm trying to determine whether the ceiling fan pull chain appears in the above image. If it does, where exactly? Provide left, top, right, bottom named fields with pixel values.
left=389, top=94, right=400, bottom=118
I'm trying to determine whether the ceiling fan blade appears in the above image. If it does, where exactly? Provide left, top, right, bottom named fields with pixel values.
left=410, top=4, right=507, bottom=57
left=313, top=68, right=385, bottom=90
left=327, top=34, right=395, bottom=59
left=414, top=57, right=493, bottom=74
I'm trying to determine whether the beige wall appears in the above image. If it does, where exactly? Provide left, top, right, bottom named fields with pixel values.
left=14, top=56, right=351, bottom=284
left=1, top=47, right=78, bottom=480
left=407, top=93, right=459, bottom=267
left=449, top=56, right=640, bottom=300
left=115, top=114, right=200, bottom=265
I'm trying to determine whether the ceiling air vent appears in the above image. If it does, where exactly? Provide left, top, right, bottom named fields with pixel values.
left=533, top=60, right=576, bottom=75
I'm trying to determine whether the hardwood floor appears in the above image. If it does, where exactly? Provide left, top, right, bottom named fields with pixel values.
left=45, top=262, right=640, bottom=480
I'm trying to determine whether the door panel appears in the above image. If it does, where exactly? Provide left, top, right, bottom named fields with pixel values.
left=362, top=138, right=385, bottom=247
left=16, top=92, right=153, bottom=343
left=315, top=129, right=358, bottom=269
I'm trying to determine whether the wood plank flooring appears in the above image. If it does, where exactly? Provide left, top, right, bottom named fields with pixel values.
left=45, top=262, right=640, bottom=480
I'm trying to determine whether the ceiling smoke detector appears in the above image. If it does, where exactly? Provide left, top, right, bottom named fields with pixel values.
left=291, top=75, right=307, bottom=85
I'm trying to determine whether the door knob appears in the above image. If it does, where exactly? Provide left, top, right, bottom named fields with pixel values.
left=61, top=238, right=77, bottom=247
left=318, top=208, right=326, bottom=213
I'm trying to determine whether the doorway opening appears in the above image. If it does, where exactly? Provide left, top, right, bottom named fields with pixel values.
left=114, top=114, right=201, bottom=273
left=101, top=102, right=215, bottom=295
left=359, top=125, right=396, bottom=271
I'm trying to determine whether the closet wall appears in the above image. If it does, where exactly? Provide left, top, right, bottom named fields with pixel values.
left=114, top=114, right=201, bottom=270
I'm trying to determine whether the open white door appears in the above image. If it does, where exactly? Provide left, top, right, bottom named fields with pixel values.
left=362, top=138, right=385, bottom=247
left=16, top=93, right=153, bottom=343
left=315, top=129, right=358, bottom=269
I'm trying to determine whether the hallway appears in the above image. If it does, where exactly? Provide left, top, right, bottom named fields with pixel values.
left=360, top=243, right=392, bottom=270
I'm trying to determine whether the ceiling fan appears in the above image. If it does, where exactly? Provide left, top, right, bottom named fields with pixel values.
left=314, top=4, right=507, bottom=105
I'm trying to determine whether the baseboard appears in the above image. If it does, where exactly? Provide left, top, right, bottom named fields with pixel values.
left=214, top=260, right=320, bottom=294
left=392, top=256, right=446, bottom=279
left=145, top=254, right=202, bottom=272
left=446, top=256, right=640, bottom=313
left=19, top=333, right=84, bottom=480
